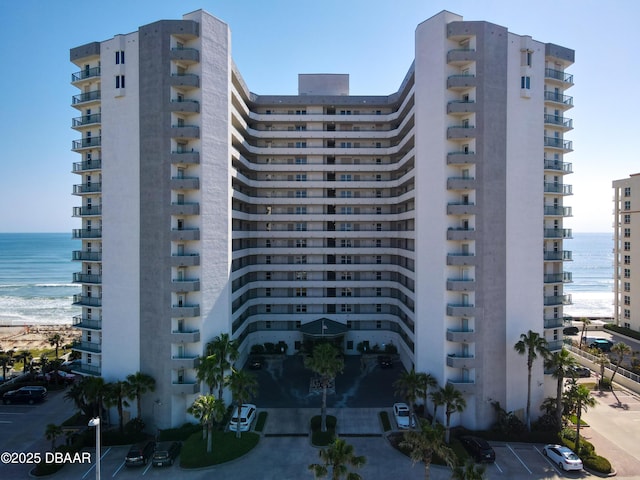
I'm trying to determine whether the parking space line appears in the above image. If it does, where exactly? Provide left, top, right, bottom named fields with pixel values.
left=112, top=459, right=125, bottom=477
left=493, top=461, right=504, bottom=473
left=82, top=447, right=111, bottom=479
left=141, top=461, right=153, bottom=476
left=507, top=444, right=532, bottom=474
left=534, top=445, right=561, bottom=473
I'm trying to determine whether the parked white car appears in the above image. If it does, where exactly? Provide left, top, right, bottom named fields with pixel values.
left=229, top=404, right=257, bottom=432
left=543, top=444, right=583, bottom=471
left=393, top=402, right=415, bottom=429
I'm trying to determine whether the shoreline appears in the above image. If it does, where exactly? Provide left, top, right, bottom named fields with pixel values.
left=0, top=324, right=80, bottom=353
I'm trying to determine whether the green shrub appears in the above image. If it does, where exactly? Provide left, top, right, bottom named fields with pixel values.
left=604, top=323, right=640, bottom=341
left=559, top=431, right=594, bottom=457
left=384, top=343, right=398, bottom=354
left=584, top=455, right=612, bottom=473
left=124, top=417, right=145, bottom=435
left=250, top=344, right=265, bottom=354
left=379, top=411, right=391, bottom=432
left=310, top=415, right=336, bottom=446
left=264, top=342, right=276, bottom=354
left=158, top=423, right=200, bottom=441
left=180, top=431, right=259, bottom=468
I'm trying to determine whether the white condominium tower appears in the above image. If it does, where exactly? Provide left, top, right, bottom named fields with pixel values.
left=613, top=174, right=640, bottom=332
left=70, top=10, right=574, bottom=429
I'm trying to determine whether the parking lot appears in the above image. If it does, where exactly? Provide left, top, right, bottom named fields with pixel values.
left=487, top=442, right=589, bottom=478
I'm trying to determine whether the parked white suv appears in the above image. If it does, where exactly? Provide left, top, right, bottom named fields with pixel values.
left=229, top=404, right=257, bottom=432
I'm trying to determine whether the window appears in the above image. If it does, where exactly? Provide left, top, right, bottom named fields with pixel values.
left=624, top=282, right=631, bottom=292
left=296, top=110, right=307, bottom=115
left=341, top=272, right=353, bottom=280
left=265, top=255, right=271, bottom=265
left=340, top=255, right=352, bottom=264
left=296, top=206, right=307, bottom=214
left=295, top=157, right=307, bottom=164
left=115, top=75, right=125, bottom=88
left=625, top=187, right=631, bottom=197
left=296, top=288, right=307, bottom=297
left=296, top=174, right=307, bottom=182
left=624, top=309, right=631, bottom=319
left=340, top=223, right=352, bottom=231
left=624, top=255, right=631, bottom=265
left=376, top=288, right=382, bottom=297
left=340, top=239, right=352, bottom=248
left=296, top=238, right=306, bottom=248
left=376, top=304, right=382, bottom=313
left=296, top=304, right=307, bottom=313
left=340, top=191, right=352, bottom=198
left=295, top=271, right=307, bottom=281
left=376, top=239, right=381, bottom=247
left=295, top=255, right=307, bottom=264
left=521, top=49, right=532, bottom=66
left=115, top=50, right=125, bottom=64
left=341, top=304, right=352, bottom=313
left=376, top=320, right=382, bottom=329
left=265, top=288, right=271, bottom=297
left=376, top=207, right=382, bottom=215
left=624, top=295, right=631, bottom=306
left=340, top=174, right=352, bottom=182
left=376, top=255, right=382, bottom=264
left=376, top=271, right=382, bottom=280
left=625, top=228, right=631, bottom=238
left=265, top=272, right=272, bottom=280
left=295, top=141, right=307, bottom=148
left=625, top=242, right=631, bottom=251
left=520, top=76, right=531, bottom=89
left=341, top=288, right=352, bottom=297
left=376, top=223, right=382, bottom=231
left=295, top=125, right=306, bottom=131
left=625, top=214, right=631, bottom=224
left=295, top=190, right=307, bottom=198
left=624, top=201, right=631, bottom=210
left=340, top=207, right=352, bottom=215
left=266, top=321, right=272, bottom=329
left=624, top=268, right=631, bottom=278
left=295, top=223, right=307, bottom=231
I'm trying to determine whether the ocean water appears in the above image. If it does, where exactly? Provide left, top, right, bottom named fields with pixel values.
left=0, top=232, right=613, bottom=325
left=0, top=233, right=80, bottom=325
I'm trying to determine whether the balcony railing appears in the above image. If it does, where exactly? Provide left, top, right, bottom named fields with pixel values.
left=543, top=272, right=572, bottom=283
left=72, top=137, right=102, bottom=150
left=545, top=68, right=573, bottom=84
left=544, top=228, right=572, bottom=239
left=544, top=206, right=572, bottom=216
left=72, top=294, right=102, bottom=307
left=72, top=316, right=102, bottom=330
left=543, top=294, right=572, bottom=306
left=72, top=90, right=101, bottom=104
left=72, top=229, right=102, bottom=239
left=72, top=340, right=102, bottom=354
left=73, top=205, right=102, bottom=217
left=543, top=182, right=572, bottom=195
left=543, top=250, right=572, bottom=261
left=73, top=273, right=102, bottom=284
left=544, top=91, right=573, bottom=106
left=73, top=158, right=102, bottom=172
left=73, top=183, right=102, bottom=194
left=544, top=317, right=564, bottom=329
left=544, top=159, right=572, bottom=173
left=543, top=114, right=572, bottom=129
left=72, top=113, right=102, bottom=127
left=544, top=137, right=573, bottom=151
left=72, top=250, right=102, bottom=262
left=72, top=66, right=101, bottom=82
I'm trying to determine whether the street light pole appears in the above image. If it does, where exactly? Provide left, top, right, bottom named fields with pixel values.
left=88, top=417, right=100, bottom=480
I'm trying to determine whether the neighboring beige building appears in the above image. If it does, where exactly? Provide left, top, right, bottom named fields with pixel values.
left=613, top=174, right=640, bottom=332
left=70, top=10, right=574, bottom=430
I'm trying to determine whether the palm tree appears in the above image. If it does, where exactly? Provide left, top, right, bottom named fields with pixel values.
left=17, top=350, right=32, bottom=374
left=309, top=438, right=366, bottom=480
left=227, top=369, right=258, bottom=438
left=126, top=372, right=156, bottom=418
left=399, top=419, right=455, bottom=480
left=206, top=333, right=239, bottom=400
left=514, top=330, right=549, bottom=431
left=593, top=351, right=610, bottom=391
left=0, top=354, right=10, bottom=381
left=544, top=348, right=576, bottom=429
left=578, top=317, right=591, bottom=348
left=565, top=382, right=596, bottom=454
left=451, top=459, right=487, bottom=480
left=304, top=343, right=344, bottom=432
left=104, top=380, right=131, bottom=434
left=188, top=394, right=225, bottom=453
left=81, top=376, right=107, bottom=418
left=440, top=384, right=466, bottom=443
left=48, top=333, right=63, bottom=359
left=610, top=342, right=632, bottom=386
left=430, top=389, right=445, bottom=426
left=393, top=368, right=423, bottom=423
left=417, top=372, right=438, bottom=419
left=196, top=353, right=220, bottom=395
left=45, top=423, right=63, bottom=451
left=64, top=381, right=93, bottom=418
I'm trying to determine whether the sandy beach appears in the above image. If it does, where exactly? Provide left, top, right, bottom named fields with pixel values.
left=0, top=325, right=80, bottom=354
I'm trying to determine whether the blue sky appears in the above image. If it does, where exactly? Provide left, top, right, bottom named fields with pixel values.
left=0, top=0, right=635, bottom=232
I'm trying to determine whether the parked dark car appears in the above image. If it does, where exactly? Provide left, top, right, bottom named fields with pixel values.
left=152, top=441, right=181, bottom=467
left=2, top=387, right=47, bottom=405
left=562, top=326, right=579, bottom=335
left=247, top=356, right=264, bottom=370
left=589, top=339, right=612, bottom=352
left=569, top=365, right=591, bottom=378
left=378, top=355, right=393, bottom=368
left=459, top=435, right=496, bottom=463
left=125, top=441, right=155, bottom=467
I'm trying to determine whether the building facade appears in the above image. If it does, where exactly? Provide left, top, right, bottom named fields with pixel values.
left=70, top=10, right=574, bottom=430
left=613, top=174, right=640, bottom=332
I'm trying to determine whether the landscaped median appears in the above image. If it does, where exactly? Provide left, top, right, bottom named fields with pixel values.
left=179, top=430, right=260, bottom=468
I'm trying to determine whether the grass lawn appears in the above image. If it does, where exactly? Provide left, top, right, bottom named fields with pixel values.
left=310, top=415, right=336, bottom=446
left=180, top=430, right=260, bottom=468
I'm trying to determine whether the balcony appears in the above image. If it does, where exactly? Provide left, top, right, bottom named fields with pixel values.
left=447, top=202, right=477, bottom=215
left=447, top=125, right=476, bottom=140
left=171, top=304, right=200, bottom=317
left=169, top=73, right=199, bottom=89
left=73, top=340, right=102, bottom=354
left=447, top=100, right=476, bottom=115
left=544, top=228, right=572, bottom=239
left=544, top=159, right=572, bottom=173
left=72, top=113, right=102, bottom=128
left=543, top=114, right=572, bottom=130
left=543, top=250, right=572, bottom=261
left=544, top=317, right=564, bottom=329
left=170, top=202, right=200, bottom=216
left=447, top=228, right=476, bottom=241
left=544, top=91, right=573, bottom=107
left=170, top=176, right=199, bottom=190
left=447, top=354, right=475, bottom=368
left=547, top=340, right=564, bottom=352
left=170, top=254, right=200, bottom=267
left=447, top=74, right=477, bottom=90
left=72, top=229, right=102, bottom=239
left=73, top=205, right=102, bottom=217
left=72, top=66, right=101, bottom=83
left=170, top=228, right=200, bottom=242
left=171, top=125, right=200, bottom=140
left=172, top=382, right=200, bottom=395
left=447, top=177, right=475, bottom=190
left=446, top=279, right=476, bottom=292
left=545, top=68, right=573, bottom=85
left=543, top=182, right=572, bottom=195
left=171, top=329, right=201, bottom=343
left=447, top=48, right=477, bottom=65
left=446, top=253, right=477, bottom=266
left=171, top=279, right=200, bottom=292
left=544, top=206, right=572, bottom=216
left=72, top=90, right=101, bottom=105
left=170, top=47, right=200, bottom=63
left=72, top=294, right=102, bottom=307
left=73, top=316, right=102, bottom=330
left=73, top=273, right=102, bottom=284
left=171, top=151, right=200, bottom=165
left=72, top=137, right=102, bottom=151
left=73, top=182, right=102, bottom=195
left=170, top=99, right=200, bottom=114
left=73, top=158, right=102, bottom=172
left=73, top=250, right=102, bottom=262
left=447, top=304, right=476, bottom=316
left=171, top=354, right=200, bottom=369
left=447, top=151, right=476, bottom=165
left=544, top=136, right=573, bottom=152
left=71, top=363, right=101, bottom=376
left=446, top=379, right=476, bottom=394
left=543, top=272, right=573, bottom=284
left=543, top=294, right=572, bottom=306
left=446, top=329, right=475, bottom=343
